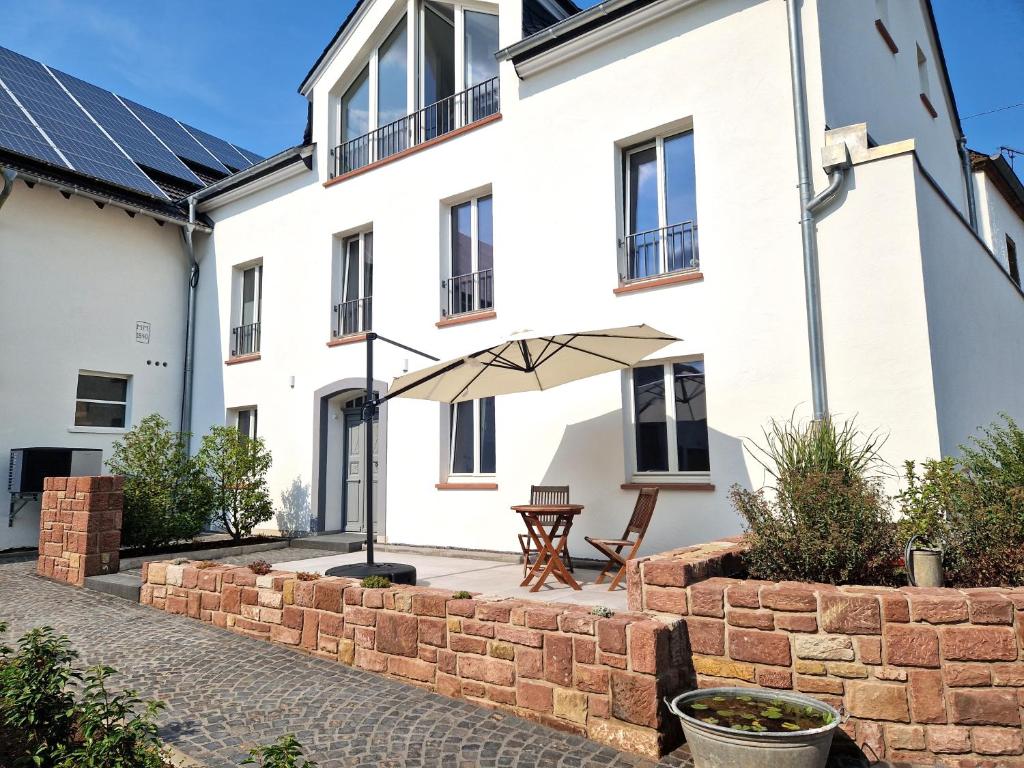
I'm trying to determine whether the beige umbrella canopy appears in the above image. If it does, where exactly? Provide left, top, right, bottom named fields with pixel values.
left=384, top=324, right=680, bottom=404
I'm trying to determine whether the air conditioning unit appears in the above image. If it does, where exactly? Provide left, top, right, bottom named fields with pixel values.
left=8, top=448, right=104, bottom=494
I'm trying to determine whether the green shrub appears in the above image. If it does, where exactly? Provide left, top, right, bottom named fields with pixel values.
left=107, top=414, right=214, bottom=549
left=451, top=590, right=472, bottom=600
left=0, top=626, right=81, bottom=763
left=242, top=734, right=317, bottom=768
left=198, top=426, right=275, bottom=540
left=735, top=416, right=901, bottom=585
left=590, top=606, right=614, bottom=618
left=360, top=575, right=391, bottom=589
left=54, top=666, right=166, bottom=768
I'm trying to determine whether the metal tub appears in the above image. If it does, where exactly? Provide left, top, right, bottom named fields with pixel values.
left=667, top=688, right=841, bottom=768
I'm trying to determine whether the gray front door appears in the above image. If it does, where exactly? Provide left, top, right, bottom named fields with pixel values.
left=342, top=409, right=378, bottom=533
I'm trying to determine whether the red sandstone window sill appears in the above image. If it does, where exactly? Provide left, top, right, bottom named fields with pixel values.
left=225, top=353, right=261, bottom=366
left=327, top=333, right=369, bottom=347
left=436, top=310, right=497, bottom=328
left=613, top=271, right=703, bottom=296
left=621, top=482, right=715, bottom=491
left=435, top=482, right=499, bottom=490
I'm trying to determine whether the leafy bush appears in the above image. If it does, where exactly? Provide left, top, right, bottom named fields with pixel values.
left=451, top=590, right=472, bottom=600
left=198, top=426, right=275, bottom=540
left=360, top=575, right=391, bottom=589
left=0, top=626, right=81, bottom=763
left=590, top=606, right=614, bottom=618
left=0, top=626, right=167, bottom=768
left=899, top=416, right=1024, bottom=587
left=735, top=416, right=901, bottom=585
left=243, top=734, right=317, bottom=768
left=295, top=572, right=320, bottom=582
left=107, top=414, right=214, bottom=549
left=54, top=666, right=166, bottom=768
left=248, top=559, right=272, bottom=575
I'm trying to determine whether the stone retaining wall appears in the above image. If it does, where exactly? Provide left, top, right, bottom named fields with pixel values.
left=139, top=561, right=686, bottom=757
left=632, top=545, right=1024, bottom=766
left=37, top=476, right=123, bottom=585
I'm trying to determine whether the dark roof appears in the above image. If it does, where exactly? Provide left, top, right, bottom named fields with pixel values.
left=0, top=45, right=264, bottom=206
left=298, top=0, right=371, bottom=95
left=970, top=150, right=1024, bottom=222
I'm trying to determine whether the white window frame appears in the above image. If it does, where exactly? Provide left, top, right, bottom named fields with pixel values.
left=70, top=371, right=131, bottom=433
left=235, top=262, right=263, bottom=329
left=447, top=398, right=495, bottom=477
left=621, top=358, right=710, bottom=482
left=232, top=407, right=258, bottom=439
left=419, top=0, right=497, bottom=107
left=334, top=229, right=373, bottom=337
left=445, top=193, right=493, bottom=313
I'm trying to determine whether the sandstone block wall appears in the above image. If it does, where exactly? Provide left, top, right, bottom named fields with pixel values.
left=36, top=476, right=123, bottom=585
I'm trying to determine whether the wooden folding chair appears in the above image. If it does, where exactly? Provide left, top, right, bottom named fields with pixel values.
left=585, top=487, right=659, bottom=590
left=518, top=485, right=574, bottom=577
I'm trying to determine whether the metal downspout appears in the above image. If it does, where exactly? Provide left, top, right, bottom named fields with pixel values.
left=0, top=168, right=16, bottom=211
left=958, top=136, right=979, bottom=232
left=786, top=0, right=839, bottom=421
left=179, top=196, right=199, bottom=452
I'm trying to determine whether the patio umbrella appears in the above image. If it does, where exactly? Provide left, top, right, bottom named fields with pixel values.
left=384, top=324, right=681, bottom=404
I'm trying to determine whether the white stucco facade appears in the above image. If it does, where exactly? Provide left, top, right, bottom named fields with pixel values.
left=186, top=0, right=1023, bottom=557
left=0, top=182, right=189, bottom=548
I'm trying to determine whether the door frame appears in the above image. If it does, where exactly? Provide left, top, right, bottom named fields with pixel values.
left=311, top=377, right=389, bottom=535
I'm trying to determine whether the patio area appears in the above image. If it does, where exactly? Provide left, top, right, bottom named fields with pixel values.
left=270, top=549, right=632, bottom=611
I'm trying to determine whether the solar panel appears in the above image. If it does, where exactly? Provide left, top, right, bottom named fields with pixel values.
left=0, top=77, right=68, bottom=167
left=50, top=68, right=202, bottom=186
left=0, top=47, right=167, bottom=198
left=182, top=122, right=252, bottom=171
left=121, top=97, right=229, bottom=174
left=233, top=145, right=264, bottom=166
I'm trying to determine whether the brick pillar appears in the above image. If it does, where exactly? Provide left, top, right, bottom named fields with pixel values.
left=37, top=476, right=124, bottom=586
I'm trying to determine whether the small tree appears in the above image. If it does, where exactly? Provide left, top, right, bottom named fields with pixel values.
left=198, top=426, right=274, bottom=540
left=106, top=414, right=213, bottom=548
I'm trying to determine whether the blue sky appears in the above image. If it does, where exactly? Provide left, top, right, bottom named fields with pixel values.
left=1, top=0, right=1022, bottom=160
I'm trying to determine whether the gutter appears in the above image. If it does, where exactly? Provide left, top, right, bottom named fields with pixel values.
left=496, top=0, right=630, bottom=66
left=179, top=196, right=200, bottom=451
left=191, top=144, right=313, bottom=205
left=0, top=167, right=15, bottom=211
left=785, top=0, right=849, bottom=421
left=958, top=137, right=979, bottom=232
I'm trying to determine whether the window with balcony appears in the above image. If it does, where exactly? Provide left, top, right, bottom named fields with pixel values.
left=333, top=231, right=373, bottom=338
left=621, top=131, right=698, bottom=282
left=624, top=360, right=709, bottom=480
left=443, top=194, right=493, bottom=317
left=449, top=397, right=496, bottom=475
left=331, top=2, right=499, bottom=178
left=231, top=263, right=262, bottom=358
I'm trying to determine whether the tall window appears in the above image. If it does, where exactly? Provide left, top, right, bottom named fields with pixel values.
left=235, top=408, right=258, bottom=439
left=75, top=372, right=129, bottom=428
left=445, top=194, right=493, bottom=316
left=629, top=360, right=709, bottom=476
left=232, top=264, right=262, bottom=357
left=623, top=131, right=698, bottom=280
left=1007, top=236, right=1015, bottom=286
left=449, top=397, right=496, bottom=475
left=340, top=66, right=370, bottom=171
left=334, top=231, right=373, bottom=337
left=424, top=2, right=455, bottom=108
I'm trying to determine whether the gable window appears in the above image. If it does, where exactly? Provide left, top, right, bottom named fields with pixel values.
left=75, top=372, right=129, bottom=429
left=1008, top=235, right=1020, bottom=287
left=333, top=231, right=373, bottom=337
left=622, top=131, right=698, bottom=282
left=449, top=397, right=496, bottom=475
left=231, top=263, right=262, bottom=358
left=626, top=360, right=709, bottom=478
left=443, top=194, right=493, bottom=317
left=234, top=407, right=258, bottom=439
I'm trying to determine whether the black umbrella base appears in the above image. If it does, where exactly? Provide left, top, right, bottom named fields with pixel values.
left=325, top=562, right=417, bottom=585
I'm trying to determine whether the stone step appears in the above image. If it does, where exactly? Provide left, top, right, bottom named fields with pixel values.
left=83, top=572, right=142, bottom=602
left=290, top=533, right=365, bottom=553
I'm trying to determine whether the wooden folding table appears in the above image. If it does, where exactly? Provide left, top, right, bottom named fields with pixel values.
left=512, top=503, right=583, bottom=592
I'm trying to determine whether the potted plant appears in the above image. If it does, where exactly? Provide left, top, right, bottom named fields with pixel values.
left=898, top=461, right=949, bottom=588
left=904, top=534, right=944, bottom=587
left=666, top=688, right=841, bottom=768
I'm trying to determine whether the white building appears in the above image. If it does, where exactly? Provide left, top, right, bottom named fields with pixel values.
left=3, top=0, right=1023, bottom=558
left=0, top=45, right=262, bottom=549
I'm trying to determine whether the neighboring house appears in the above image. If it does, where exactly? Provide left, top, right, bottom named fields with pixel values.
left=0, top=45, right=262, bottom=549
left=2, top=0, right=1023, bottom=559
left=185, top=0, right=1024, bottom=556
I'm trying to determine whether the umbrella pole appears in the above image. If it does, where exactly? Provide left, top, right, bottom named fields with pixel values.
left=364, top=332, right=375, bottom=566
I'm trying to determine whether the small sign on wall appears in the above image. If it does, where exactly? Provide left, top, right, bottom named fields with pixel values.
left=135, top=321, right=151, bottom=344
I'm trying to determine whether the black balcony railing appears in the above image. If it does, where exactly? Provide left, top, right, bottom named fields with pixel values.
left=443, top=269, right=493, bottom=317
left=333, top=296, right=372, bottom=337
left=622, top=221, right=698, bottom=281
left=331, top=77, right=500, bottom=178
left=231, top=322, right=260, bottom=357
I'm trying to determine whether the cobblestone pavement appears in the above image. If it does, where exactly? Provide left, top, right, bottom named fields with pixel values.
left=0, top=563, right=693, bottom=768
